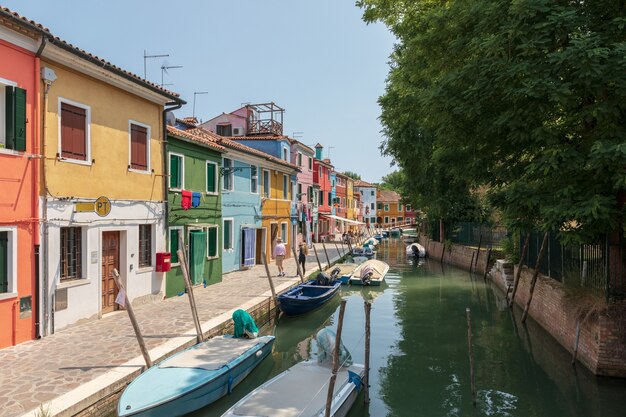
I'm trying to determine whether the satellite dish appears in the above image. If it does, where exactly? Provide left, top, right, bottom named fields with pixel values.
left=165, top=111, right=176, bottom=126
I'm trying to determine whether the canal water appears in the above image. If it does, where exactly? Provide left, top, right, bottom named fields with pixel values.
left=189, top=237, right=626, bottom=417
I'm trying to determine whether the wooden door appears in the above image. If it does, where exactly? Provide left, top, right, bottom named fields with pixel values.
left=102, top=231, right=120, bottom=314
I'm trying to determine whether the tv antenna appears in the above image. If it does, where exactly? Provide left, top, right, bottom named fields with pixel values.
left=193, top=92, right=209, bottom=118
left=327, top=146, right=335, bottom=159
left=292, top=131, right=304, bottom=139
left=161, top=62, right=183, bottom=87
left=143, top=50, right=169, bottom=79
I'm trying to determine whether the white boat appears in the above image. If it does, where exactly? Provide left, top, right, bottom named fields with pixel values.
left=348, top=259, right=390, bottom=286
left=221, top=360, right=364, bottom=417
left=406, top=243, right=426, bottom=258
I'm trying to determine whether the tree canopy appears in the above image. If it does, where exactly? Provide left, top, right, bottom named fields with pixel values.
left=359, top=0, right=626, bottom=242
left=342, top=171, right=362, bottom=181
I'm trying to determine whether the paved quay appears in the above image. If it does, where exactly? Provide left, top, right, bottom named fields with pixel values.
left=0, top=243, right=348, bottom=417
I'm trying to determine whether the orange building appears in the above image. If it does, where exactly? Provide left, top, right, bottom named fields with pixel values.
left=0, top=17, right=41, bottom=347
left=376, top=190, right=405, bottom=227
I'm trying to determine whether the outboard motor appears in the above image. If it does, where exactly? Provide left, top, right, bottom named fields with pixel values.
left=315, top=267, right=341, bottom=286
left=411, top=244, right=420, bottom=257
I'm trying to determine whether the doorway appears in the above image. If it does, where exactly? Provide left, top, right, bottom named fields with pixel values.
left=102, top=231, right=120, bottom=314
left=270, top=223, right=278, bottom=259
left=255, top=228, right=266, bottom=264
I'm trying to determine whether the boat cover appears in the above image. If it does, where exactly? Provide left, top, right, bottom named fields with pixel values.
left=159, top=336, right=268, bottom=371
left=228, top=361, right=364, bottom=417
left=316, top=328, right=353, bottom=366
left=232, top=309, right=258, bottom=338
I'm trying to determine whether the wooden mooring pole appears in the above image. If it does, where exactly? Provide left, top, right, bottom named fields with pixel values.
left=364, top=300, right=372, bottom=404
left=509, top=232, right=530, bottom=308
left=522, top=231, right=549, bottom=323
left=325, top=299, right=347, bottom=417
left=483, top=247, right=492, bottom=280
left=177, top=248, right=203, bottom=343
left=112, top=269, right=152, bottom=368
left=312, top=244, right=323, bottom=272
left=571, top=320, right=581, bottom=366
left=466, top=307, right=476, bottom=406
left=262, top=252, right=278, bottom=305
left=291, top=246, right=305, bottom=283
left=335, top=242, right=343, bottom=258
left=322, top=241, right=331, bottom=270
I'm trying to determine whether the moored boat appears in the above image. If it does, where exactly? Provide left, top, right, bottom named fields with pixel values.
left=349, top=259, right=390, bottom=286
left=117, top=335, right=275, bottom=417
left=406, top=243, right=426, bottom=258
left=277, top=269, right=342, bottom=316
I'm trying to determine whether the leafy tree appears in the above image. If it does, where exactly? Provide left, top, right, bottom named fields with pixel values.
left=379, top=171, right=404, bottom=192
left=342, top=171, right=361, bottom=181
left=359, top=0, right=626, bottom=242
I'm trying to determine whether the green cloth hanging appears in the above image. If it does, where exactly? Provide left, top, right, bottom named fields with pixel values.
left=189, top=230, right=207, bottom=285
left=232, top=309, right=258, bottom=338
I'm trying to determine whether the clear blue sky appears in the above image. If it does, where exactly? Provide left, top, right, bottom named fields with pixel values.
left=3, top=0, right=396, bottom=183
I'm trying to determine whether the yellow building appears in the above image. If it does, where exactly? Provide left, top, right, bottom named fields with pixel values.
left=39, top=39, right=182, bottom=332
left=346, top=177, right=355, bottom=220
left=261, top=165, right=298, bottom=264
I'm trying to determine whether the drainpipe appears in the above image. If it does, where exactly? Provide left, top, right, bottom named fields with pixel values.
left=162, top=101, right=183, bottom=252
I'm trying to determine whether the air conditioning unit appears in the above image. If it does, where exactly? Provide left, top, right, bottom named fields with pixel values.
left=232, top=127, right=244, bottom=136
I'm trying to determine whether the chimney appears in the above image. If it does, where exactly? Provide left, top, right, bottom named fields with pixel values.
left=314, top=143, right=323, bottom=160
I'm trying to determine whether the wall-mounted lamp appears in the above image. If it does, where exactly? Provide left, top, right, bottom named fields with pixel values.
left=220, top=166, right=243, bottom=176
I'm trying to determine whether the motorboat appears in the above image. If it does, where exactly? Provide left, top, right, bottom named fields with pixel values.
left=348, top=259, right=390, bottom=286
left=406, top=243, right=426, bottom=258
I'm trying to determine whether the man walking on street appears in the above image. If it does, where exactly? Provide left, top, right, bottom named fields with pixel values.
left=274, top=238, right=286, bottom=276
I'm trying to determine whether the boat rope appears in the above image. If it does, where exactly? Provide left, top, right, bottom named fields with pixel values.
left=222, top=364, right=234, bottom=394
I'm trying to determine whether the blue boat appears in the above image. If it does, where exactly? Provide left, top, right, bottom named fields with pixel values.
left=117, top=335, right=275, bottom=417
left=277, top=271, right=342, bottom=316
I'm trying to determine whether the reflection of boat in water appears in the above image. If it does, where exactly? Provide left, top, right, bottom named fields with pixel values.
left=342, top=279, right=389, bottom=301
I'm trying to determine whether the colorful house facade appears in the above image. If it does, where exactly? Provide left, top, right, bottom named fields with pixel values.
left=0, top=14, right=40, bottom=347
left=355, top=180, right=377, bottom=227
left=290, top=139, right=315, bottom=247
left=165, top=125, right=225, bottom=297
left=37, top=28, right=182, bottom=332
left=377, top=190, right=405, bottom=226
left=313, top=144, right=333, bottom=242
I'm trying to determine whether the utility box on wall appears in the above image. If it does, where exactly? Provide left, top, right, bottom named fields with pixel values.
left=156, top=252, right=171, bottom=272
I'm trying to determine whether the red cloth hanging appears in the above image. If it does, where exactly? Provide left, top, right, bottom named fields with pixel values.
left=181, top=190, right=192, bottom=210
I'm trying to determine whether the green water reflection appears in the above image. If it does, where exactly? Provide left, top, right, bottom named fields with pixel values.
left=193, top=238, right=626, bottom=417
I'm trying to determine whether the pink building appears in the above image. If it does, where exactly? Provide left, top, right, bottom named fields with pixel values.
left=290, top=139, right=315, bottom=246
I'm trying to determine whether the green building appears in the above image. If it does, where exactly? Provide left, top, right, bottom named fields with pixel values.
left=164, top=124, right=225, bottom=297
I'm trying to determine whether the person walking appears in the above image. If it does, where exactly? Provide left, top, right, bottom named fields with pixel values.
left=274, top=238, right=286, bottom=276
left=298, top=243, right=308, bottom=275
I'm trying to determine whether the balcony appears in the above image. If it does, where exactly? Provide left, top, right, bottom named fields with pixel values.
left=246, top=102, right=284, bottom=136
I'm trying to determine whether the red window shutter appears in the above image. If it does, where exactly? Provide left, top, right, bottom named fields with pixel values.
left=60, top=103, right=87, bottom=160
left=130, top=124, right=148, bottom=170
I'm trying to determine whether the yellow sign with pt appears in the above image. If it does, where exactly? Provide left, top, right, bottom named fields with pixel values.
left=95, top=196, right=112, bottom=217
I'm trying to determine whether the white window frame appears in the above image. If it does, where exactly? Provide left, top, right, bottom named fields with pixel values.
left=384, top=204, right=389, bottom=212
left=168, top=152, right=185, bottom=191
left=384, top=216, right=389, bottom=224
left=319, top=166, right=322, bottom=178
left=297, top=152, right=303, bottom=167
left=169, top=226, right=184, bottom=266
left=406, top=204, right=412, bottom=212
left=262, top=169, right=271, bottom=198
left=282, top=147, right=288, bottom=161
left=137, top=224, right=154, bottom=270
left=280, top=222, right=288, bottom=245
left=0, top=226, right=18, bottom=300
left=250, top=165, right=259, bottom=194
left=58, top=97, right=92, bottom=166
left=282, top=174, right=289, bottom=200
left=308, top=156, right=312, bottom=170
left=223, top=218, right=234, bottom=251
left=222, top=157, right=234, bottom=191
left=205, top=161, right=218, bottom=195
left=128, top=119, right=151, bottom=174
left=398, top=203, right=403, bottom=212
left=0, top=77, right=17, bottom=151
left=204, top=225, right=220, bottom=260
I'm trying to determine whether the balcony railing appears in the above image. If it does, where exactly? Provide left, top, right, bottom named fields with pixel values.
left=248, top=119, right=283, bottom=136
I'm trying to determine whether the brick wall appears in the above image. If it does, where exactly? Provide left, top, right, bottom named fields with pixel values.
left=420, top=236, right=492, bottom=275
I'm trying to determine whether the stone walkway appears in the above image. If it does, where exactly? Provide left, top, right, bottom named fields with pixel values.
left=0, top=244, right=347, bottom=417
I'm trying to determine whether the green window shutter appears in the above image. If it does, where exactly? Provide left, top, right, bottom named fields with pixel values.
left=0, top=232, right=8, bottom=293
left=170, top=155, right=179, bottom=188
left=224, top=221, right=231, bottom=249
left=207, top=163, right=216, bottom=193
left=14, top=87, right=26, bottom=151
left=170, top=229, right=179, bottom=264
left=5, top=86, right=15, bottom=150
left=208, top=227, right=217, bottom=257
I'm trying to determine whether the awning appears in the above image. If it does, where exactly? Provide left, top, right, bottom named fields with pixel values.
left=320, top=214, right=365, bottom=225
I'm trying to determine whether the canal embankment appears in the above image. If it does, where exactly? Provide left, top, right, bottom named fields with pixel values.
left=0, top=244, right=345, bottom=417
left=419, top=235, right=626, bottom=378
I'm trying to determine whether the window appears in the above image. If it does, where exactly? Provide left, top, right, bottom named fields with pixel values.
left=298, top=183, right=302, bottom=200
left=250, top=165, right=258, bottom=193
left=206, top=161, right=218, bottom=194
left=282, top=175, right=289, bottom=199
left=216, top=124, right=232, bottom=136
left=406, top=204, right=412, bottom=212
left=371, top=203, right=375, bottom=210
left=60, top=99, right=90, bottom=162
left=138, top=225, right=152, bottom=268
left=397, top=217, right=403, bottom=222
left=297, top=152, right=302, bottom=167
left=308, top=186, right=313, bottom=203
left=377, top=202, right=382, bottom=210
left=0, top=80, right=26, bottom=152
left=223, top=219, right=234, bottom=250
left=370, top=190, right=374, bottom=196
left=319, top=166, right=322, bottom=178
left=308, top=156, right=312, bottom=170
left=384, top=216, right=389, bottom=224
left=319, top=190, right=324, bottom=206
left=384, top=204, right=389, bottom=212
left=328, top=192, right=332, bottom=206
left=341, top=197, right=345, bottom=208
left=371, top=217, right=376, bottom=223
left=129, top=121, right=149, bottom=171
left=60, top=227, right=82, bottom=281
left=223, top=158, right=234, bottom=191
left=169, top=227, right=183, bottom=264
left=398, top=203, right=403, bottom=211
left=206, top=225, right=219, bottom=259
left=169, top=153, right=184, bottom=190
left=0, top=228, right=17, bottom=294
left=262, top=169, right=270, bottom=198
left=283, top=147, right=288, bottom=161
left=281, top=222, right=288, bottom=244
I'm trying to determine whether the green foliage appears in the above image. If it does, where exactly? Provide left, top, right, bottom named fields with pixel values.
left=500, top=235, right=520, bottom=264
left=379, top=170, right=404, bottom=192
left=342, top=171, right=361, bottom=181
left=359, top=0, right=626, bottom=243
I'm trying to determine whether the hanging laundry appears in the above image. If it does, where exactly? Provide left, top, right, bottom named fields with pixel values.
left=192, top=192, right=202, bottom=208
left=181, top=190, right=192, bottom=210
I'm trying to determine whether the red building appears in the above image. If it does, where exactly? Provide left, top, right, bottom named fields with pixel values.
left=313, top=144, right=333, bottom=241
left=0, top=15, right=41, bottom=347
left=335, top=172, right=347, bottom=219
